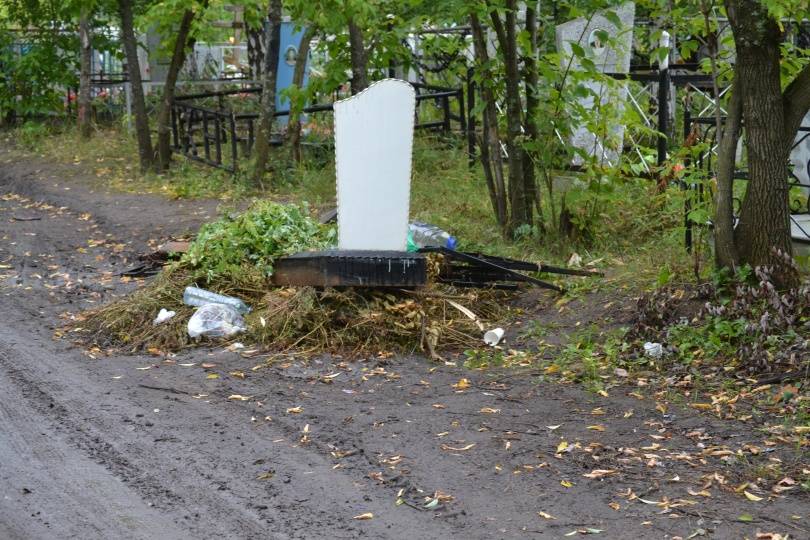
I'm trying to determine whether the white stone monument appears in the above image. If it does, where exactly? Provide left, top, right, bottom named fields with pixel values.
left=555, top=2, right=635, bottom=166
left=790, top=112, right=810, bottom=187
left=334, top=79, right=416, bottom=251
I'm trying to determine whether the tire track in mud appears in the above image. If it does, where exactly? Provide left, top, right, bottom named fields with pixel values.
left=0, top=340, right=184, bottom=506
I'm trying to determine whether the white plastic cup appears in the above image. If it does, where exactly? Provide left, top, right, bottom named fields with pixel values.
left=484, top=328, right=505, bottom=346
left=643, top=342, right=663, bottom=358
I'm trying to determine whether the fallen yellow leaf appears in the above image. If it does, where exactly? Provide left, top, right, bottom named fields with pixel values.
left=744, top=491, right=763, bottom=502
left=353, top=512, right=374, bottom=520
left=561, top=480, right=573, bottom=488
left=537, top=511, right=556, bottom=520
left=587, top=425, right=606, bottom=432
left=556, top=441, right=569, bottom=453
left=440, top=443, right=476, bottom=452
left=228, top=394, right=252, bottom=401
left=206, top=373, right=219, bottom=379
left=452, top=378, right=471, bottom=390
left=688, top=489, right=711, bottom=497
left=583, top=469, right=617, bottom=479
left=286, top=406, right=303, bottom=414
left=479, top=407, right=501, bottom=414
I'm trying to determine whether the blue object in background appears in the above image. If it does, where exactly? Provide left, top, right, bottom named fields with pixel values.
left=275, top=21, right=310, bottom=125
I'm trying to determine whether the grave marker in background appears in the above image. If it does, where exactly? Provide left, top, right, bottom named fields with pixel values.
left=555, top=2, right=635, bottom=166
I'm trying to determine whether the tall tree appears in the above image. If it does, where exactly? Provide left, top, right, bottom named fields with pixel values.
left=287, top=25, right=315, bottom=164
left=713, top=68, right=742, bottom=269
left=251, top=0, right=282, bottom=186
left=470, top=12, right=508, bottom=230
left=118, top=0, right=154, bottom=172
left=488, top=0, right=532, bottom=233
left=155, top=8, right=196, bottom=171
left=522, top=1, right=542, bottom=229
left=77, top=7, right=92, bottom=139
left=719, top=0, right=810, bottom=284
left=347, top=15, right=369, bottom=93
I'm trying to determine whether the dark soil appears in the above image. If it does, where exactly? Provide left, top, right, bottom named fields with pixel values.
left=0, top=144, right=807, bottom=539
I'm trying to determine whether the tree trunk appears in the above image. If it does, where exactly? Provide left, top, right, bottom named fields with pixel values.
left=522, top=1, right=542, bottom=229
left=700, top=0, right=738, bottom=269
left=118, top=0, right=154, bottom=173
left=470, top=13, right=508, bottom=231
left=725, top=0, right=791, bottom=275
left=347, top=17, right=368, bottom=94
left=713, top=71, right=742, bottom=270
left=247, top=27, right=264, bottom=79
left=250, top=0, right=282, bottom=186
left=77, top=10, right=92, bottom=139
left=156, top=9, right=196, bottom=171
left=288, top=25, right=315, bottom=164
left=489, top=1, right=530, bottom=234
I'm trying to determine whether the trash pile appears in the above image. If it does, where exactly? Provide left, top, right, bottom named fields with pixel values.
left=73, top=201, right=514, bottom=357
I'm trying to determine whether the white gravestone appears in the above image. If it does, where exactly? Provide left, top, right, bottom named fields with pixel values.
left=334, top=79, right=416, bottom=251
left=790, top=111, right=810, bottom=187
left=555, top=2, right=635, bottom=166
left=789, top=112, right=810, bottom=248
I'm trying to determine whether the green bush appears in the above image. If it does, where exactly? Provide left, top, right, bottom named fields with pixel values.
left=182, top=201, right=336, bottom=281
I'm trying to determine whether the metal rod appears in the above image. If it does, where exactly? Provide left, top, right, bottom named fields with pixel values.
left=214, top=114, right=222, bottom=165
left=202, top=110, right=210, bottom=160
left=683, top=107, right=693, bottom=253
left=466, top=67, right=476, bottom=169
left=657, top=67, right=670, bottom=167
left=229, top=112, right=238, bottom=172
left=430, top=248, right=564, bottom=292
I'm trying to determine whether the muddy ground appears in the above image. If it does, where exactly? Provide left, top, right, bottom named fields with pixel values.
left=0, top=145, right=807, bottom=539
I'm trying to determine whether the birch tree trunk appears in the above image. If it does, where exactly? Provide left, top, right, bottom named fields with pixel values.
left=156, top=9, right=195, bottom=171
left=118, top=0, right=154, bottom=172
left=250, top=0, right=282, bottom=186
left=77, top=10, right=92, bottom=139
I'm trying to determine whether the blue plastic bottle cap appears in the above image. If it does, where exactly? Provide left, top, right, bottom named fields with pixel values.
left=446, top=236, right=457, bottom=250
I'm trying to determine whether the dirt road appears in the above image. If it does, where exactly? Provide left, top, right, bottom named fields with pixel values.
left=1, top=147, right=807, bottom=539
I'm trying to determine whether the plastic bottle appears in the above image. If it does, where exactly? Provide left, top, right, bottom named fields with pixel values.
left=182, top=286, right=251, bottom=314
left=408, top=222, right=457, bottom=250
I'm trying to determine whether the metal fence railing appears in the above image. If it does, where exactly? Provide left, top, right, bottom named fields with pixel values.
left=170, top=82, right=469, bottom=172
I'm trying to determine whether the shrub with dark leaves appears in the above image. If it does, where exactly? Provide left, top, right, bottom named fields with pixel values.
left=701, top=251, right=810, bottom=373
left=628, top=250, right=810, bottom=376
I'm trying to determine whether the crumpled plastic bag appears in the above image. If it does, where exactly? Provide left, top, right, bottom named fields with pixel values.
left=187, top=303, right=246, bottom=339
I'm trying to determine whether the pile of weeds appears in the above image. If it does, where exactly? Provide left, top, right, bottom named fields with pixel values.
left=74, top=200, right=511, bottom=357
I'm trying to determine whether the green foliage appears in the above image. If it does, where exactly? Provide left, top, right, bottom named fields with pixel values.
left=632, top=259, right=810, bottom=373
left=182, top=201, right=336, bottom=281
left=667, top=315, right=748, bottom=363
left=16, top=120, right=50, bottom=148
left=0, top=28, right=77, bottom=118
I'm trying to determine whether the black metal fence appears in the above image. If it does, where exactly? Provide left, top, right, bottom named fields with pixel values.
left=604, top=63, right=715, bottom=172
left=170, top=82, right=469, bottom=173
left=682, top=112, right=810, bottom=251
